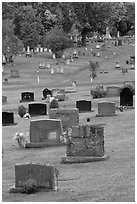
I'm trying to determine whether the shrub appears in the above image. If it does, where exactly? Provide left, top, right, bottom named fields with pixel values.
left=18, top=106, right=26, bottom=117
left=91, top=86, right=106, bottom=98
left=23, top=179, right=38, bottom=194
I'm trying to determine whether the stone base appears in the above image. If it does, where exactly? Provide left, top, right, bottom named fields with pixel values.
left=61, top=154, right=109, bottom=164
left=116, top=106, right=134, bottom=110
left=9, top=185, right=58, bottom=193
left=2, top=123, right=17, bottom=126
left=25, top=141, right=66, bottom=148
left=79, top=110, right=94, bottom=113
left=96, top=114, right=117, bottom=117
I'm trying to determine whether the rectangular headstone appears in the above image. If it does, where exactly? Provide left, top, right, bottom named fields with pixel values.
left=96, top=101, right=116, bottom=116
left=2, top=96, right=7, bottom=104
left=66, top=125, right=104, bottom=157
left=21, top=92, right=34, bottom=102
left=49, top=108, right=79, bottom=131
left=29, top=119, right=63, bottom=143
left=76, top=100, right=92, bottom=112
left=106, top=86, right=120, bottom=97
left=28, top=103, right=47, bottom=116
left=15, top=163, right=58, bottom=190
left=2, top=112, right=15, bottom=126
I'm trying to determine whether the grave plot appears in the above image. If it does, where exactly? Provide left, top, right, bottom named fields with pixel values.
left=106, top=86, right=120, bottom=97
left=28, top=103, right=47, bottom=116
left=10, top=163, right=59, bottom=193
left=42, top=88, right=52, bottom=99
left=2, top=112, right=17, bottom=126
left=2, top=96, right=7, bottom=104
left=62, top=125, right=109, bottom=163
left=120, top=87, right=133, bottom=107
left=25, top=119, right=64, bottom=148
left=96, top=101, right=117, bottom=117
left=76, top=100, right=93, bottom=112
left=20, top=92, right=34, bottom=102
left=49, top=108, right=79, bottom=131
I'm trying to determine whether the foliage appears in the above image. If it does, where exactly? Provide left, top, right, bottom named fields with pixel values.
left=91, top=86, right=106, bottom=98
left=44, top=26, right=72, bottom=58
left=23, top=179, right=38, bottom=194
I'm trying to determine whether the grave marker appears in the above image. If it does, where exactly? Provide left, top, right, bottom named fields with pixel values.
left=20, top=92, right=34, bottom=102
left=76, top=100, right=93, bottom=112
left=96, top=101, right=117, bottom=117
left=120, top=87, right=133, bottom=106
left=43, top=88, right=52, bottom=99
left=62, top=125, right=109, bottom=163
left=10, top=163, right=58, bottom=193
left=28, top=103, right=47, bottom=116
left=2, top=96, right=7, bottom=104
left=2, top=112, right=17, bottom=126
left=106, top=86, right=120, bottom=97
left=49, top=108, right=79, bottom=131
left=26, top=119, right=64, bottom=148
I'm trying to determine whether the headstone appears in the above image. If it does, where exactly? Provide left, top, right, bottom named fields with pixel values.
left=52, top=89, right=65, bottom=101
left=120, top=87, right=133, bottom=106
left=2, top=96, right=7, bottom=104
left=43, top=88, right=52, bottom=99
left=10, top=70, right=19, bottom=78
left=118, top=39, right=122, bottom=46
left=96, top=101, right=117, bottom=117
left=25, top=119, right=64, bottom=148
left=18, top=106, right=26, bottom=117
left=106, top=86, right=120, bottom=97
left=62, top=125, right=109, bottom=163
left=115, top=61, right=120, bottom=69
left=101, top=43, right=106, bottom=51
left=49, top=99, right=59, bottom=109
left=49, top=108, right=79, bottom=131
left=20, top=92, right=34, bottom=102
left=2, top=112, right=16, bottom=126
left=10, top=163, right=58, bottom=192
left=28, top=103, right=47, bottom=116
left=76, top=100, right=92, bottom=112
left=130, top=56, right=135, bottom=64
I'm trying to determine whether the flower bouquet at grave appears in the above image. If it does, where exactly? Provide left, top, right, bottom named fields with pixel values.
left=23, top=179, right=38, bottom=194
left=14, top=132, right=29, bottom=147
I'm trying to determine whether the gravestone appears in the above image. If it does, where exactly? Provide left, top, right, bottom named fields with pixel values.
left=49, top=108, right=79, bottom=131
left=20, top=92, right=34, bottom=102
left=28, top=103, right=47, bottom=116
left=2, top=112, right=16, bottom=126
left=10, top=69, right=19, bottom=78
left=106, top=86, right=120, bottom=97
left=10, top=163, right=58, bottom=193
left=96, top=101, right=117, bottom=117
left=76, top=100, right=93, bottom=112
left=118, top=39, right=122, bottom=46
left=49, top=99, right=59, bottom=109
left=62, top=125, right=109, bottom=163
left=52, top=89, right=65, bottom=101
left=26, top=119, right=64, bottom=148
left=2, top=96, right=7, bottom=104
left=43, top=88, right=52, bottom=99
left=120, top=87, right=133, bottom=106
left=130, top=56, right=135, bottom=64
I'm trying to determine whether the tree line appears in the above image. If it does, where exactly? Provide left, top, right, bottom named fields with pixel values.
left=2, top=2, right=135, bottom=56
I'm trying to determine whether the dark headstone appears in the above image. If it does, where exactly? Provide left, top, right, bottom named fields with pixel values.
left=28, top=103, right=47, bottom=116
left=120, top=87, right=133, bottom=106
left=43, top=88, right=52, bottom=99
left=18, top=106, right=26, bottom=117
left=21, top=92, right=34, bottom=102
left=118, top=39, right=122, bottom=46
left=2, top=96, right=7, bottom=104
left=14, top=163, right=58, bottom=190
left=49, top=99, right=59, bottom=109
left=2, top=112, right=15, bottom=126
left=76, top=100, right=92, bottom=112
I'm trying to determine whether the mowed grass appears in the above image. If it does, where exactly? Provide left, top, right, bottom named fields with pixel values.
left=2, top=41, right=135, bottom=202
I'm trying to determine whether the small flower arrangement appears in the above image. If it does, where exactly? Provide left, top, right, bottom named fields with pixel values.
left=14, top=132, right=28, bottom=147
left=23, top=179, right=38, bottom=194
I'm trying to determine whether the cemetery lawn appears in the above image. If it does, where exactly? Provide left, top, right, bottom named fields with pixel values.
left=2, top=42, right=135, bottom=202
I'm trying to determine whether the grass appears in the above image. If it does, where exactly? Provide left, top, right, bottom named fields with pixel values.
left=2, top=41, right=135, bottom=202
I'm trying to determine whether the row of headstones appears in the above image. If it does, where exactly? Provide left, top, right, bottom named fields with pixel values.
left=2, top=88, right=134, bottom=126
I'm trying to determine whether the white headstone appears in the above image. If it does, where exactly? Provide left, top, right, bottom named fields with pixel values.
left=51, top=68, right=54, bottom=74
